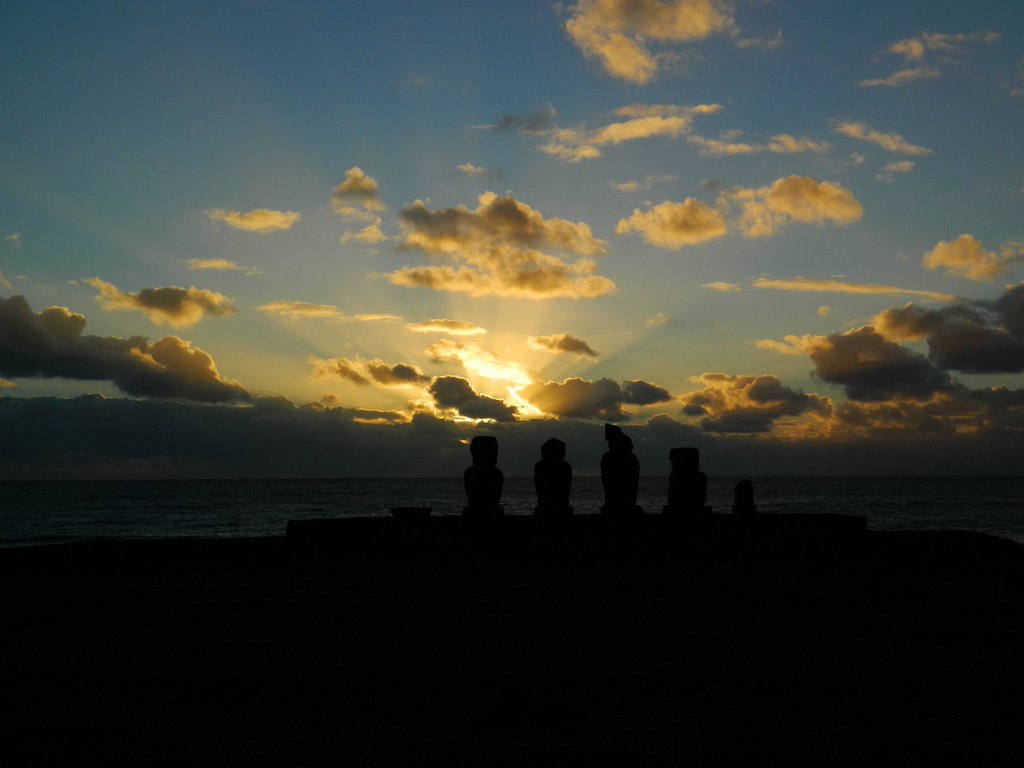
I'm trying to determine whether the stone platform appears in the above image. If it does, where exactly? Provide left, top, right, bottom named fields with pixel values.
left=286, top=512, right=869, bottom=561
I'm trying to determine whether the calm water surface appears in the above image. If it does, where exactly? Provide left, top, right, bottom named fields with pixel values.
left=2, top=476, right=1023, bottom=547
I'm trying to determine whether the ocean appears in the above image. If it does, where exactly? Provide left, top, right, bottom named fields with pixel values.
left=2, top=475, right=1024, bottom=549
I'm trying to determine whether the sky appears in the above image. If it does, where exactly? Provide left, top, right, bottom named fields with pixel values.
left=2, top=0, right=1024, bottom=480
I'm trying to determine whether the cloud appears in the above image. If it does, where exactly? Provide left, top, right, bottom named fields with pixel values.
left=679, top=373, right=831, bottom=433
left=805, top=326, right=955, bottom=402
left=256, top=300, right=400, bottom=323
left=876, top=161, right=916, bottom=182
left=6, top=233, right=21, bottom=249
left=564, top=0, right=737, bottom=84
left=477, top=105, right=558, bottom=133
left=539, top=103, right=721, bottom=162
left=426, top=339, right=532, bottom=386
left=427, top=376, right=519, bottom=422
left=456, top=163, right=503, bottom=180
left=754, top=334, right=821, bottom=356
left=832, top=121, right=932, bottom=155
left=0, top=295, right=250, bottom=403
left=922, top=234, right=1024, bottom=281
left=735, top=30, right=783, bottom=50
left=873, top=286, right=1024, bottom=374
left=523, top=377, right=628, bottom=420
left=0, top=271, right=11, bottom=290
left=339, top=224, right=390, bottom=244
left=527, top=333, right=600, bottom=359
left=860, top=30, right=1002, bottom=87
left=311, top=355, right=430, bottom=388
left=702, top=282, right=741, bottom=292
left=402, top=72, right=432, bottom=87
left=752, top=276, right=957, bottom=303
left=645, top=313, right=681, bottom=327
left=206, top=208, right=301, bottom=233
left=858, top=66, right=940, bottom=88
left=332, top=167, right=385, bottom=215
left=6, top=393, right=1024, bottom=480
left=522, top=375, right=672, bottom=419
left=185, top=258, right=261, bottom=275
left=610, top=174, right=678, bottom=193
left=727, top=176, right=863, bottom=237
left=385, top=192, right=616, bottom=299
left=615, top=198, right=728, bottom=249
left=406, top=319, right=487, bottom=336
left=687, top=131, right=830, bottom=156
left=622, top=379, right=673, bottom=405
left=84, top=278, right=236, bottom=328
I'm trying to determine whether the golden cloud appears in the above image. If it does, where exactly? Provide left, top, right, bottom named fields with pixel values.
left=615, top=198, right=728, bottom=249
left=84, top=278, right=236, bottom=328
left=257, top=301, right=399, bottom=323
left=876, top=161, right=916, bottom=182
left=832, top=121, right=932, bottom=155
left=565, top=0, right=737, bottom=84
left=340, top=224, right=390, bottom=244
left=858, top=66, right=940, bottom=88
left=688, top=132, right=829, bottom=156
left=332, top=167, right=385, bottom=214
left=752, top=277, right=956, bottom=302
left=405, top=319, right=487, bottom=336
left=728, top=176, right=863, bottom=237
left=922, top=234, right=1024, bottom=281
left=185, top=258, right=261, bottom=275
left=206, top=208, right=301, bottom=233
left=386, top=192, right=616, bottom=299
left=860, top=31, right=1001, bottom=88
left=540, top=103, right=721, bottom=162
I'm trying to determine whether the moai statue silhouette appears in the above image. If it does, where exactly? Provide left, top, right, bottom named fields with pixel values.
left=534, top=437, right=573, bottom=517
left=463, top=435, right=503, bottom=517
left=663, top=447, right=712, bottom=516
left=600, top=424, right=642, bottom=516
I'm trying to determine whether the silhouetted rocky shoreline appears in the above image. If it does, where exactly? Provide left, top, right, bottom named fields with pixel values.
left=4, top=528, right=1023, bottom=766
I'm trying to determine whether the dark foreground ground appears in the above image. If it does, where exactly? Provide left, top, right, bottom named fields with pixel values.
left=3, top=527, right=1024, bottom=766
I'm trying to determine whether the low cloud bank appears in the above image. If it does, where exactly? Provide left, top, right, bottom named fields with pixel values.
left=3, top=395, right=1021, bottom=480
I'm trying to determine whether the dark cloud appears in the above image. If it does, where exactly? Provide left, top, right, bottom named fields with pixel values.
left=808, top=326, right=954, bottom=402
left=680, top=374, right=831, bottom=433
left=875, top=285, right=1024, bottom=374
left=527, top=333, right=600, bottom=358
left=483, top=105, right=557, bottom=133
left=427, top=376, right=519, bottom=422
left=311, top=356, right=430, bottom=388
left=3, top=394, right=1023, bottom=481
left=523, top=377, right=626, bottom=420
left=0, top=295, right=250, bottom=403
left=523, top=376, right=675, bottom=419
left=622, top=379, right=673, bottom=406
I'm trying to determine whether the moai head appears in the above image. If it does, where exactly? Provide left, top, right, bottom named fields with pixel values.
left=470, top=435, right=499, bottom=468
left=605, top=423, right=633, bottom=452
left=540, top=437, right=566, bottom=461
